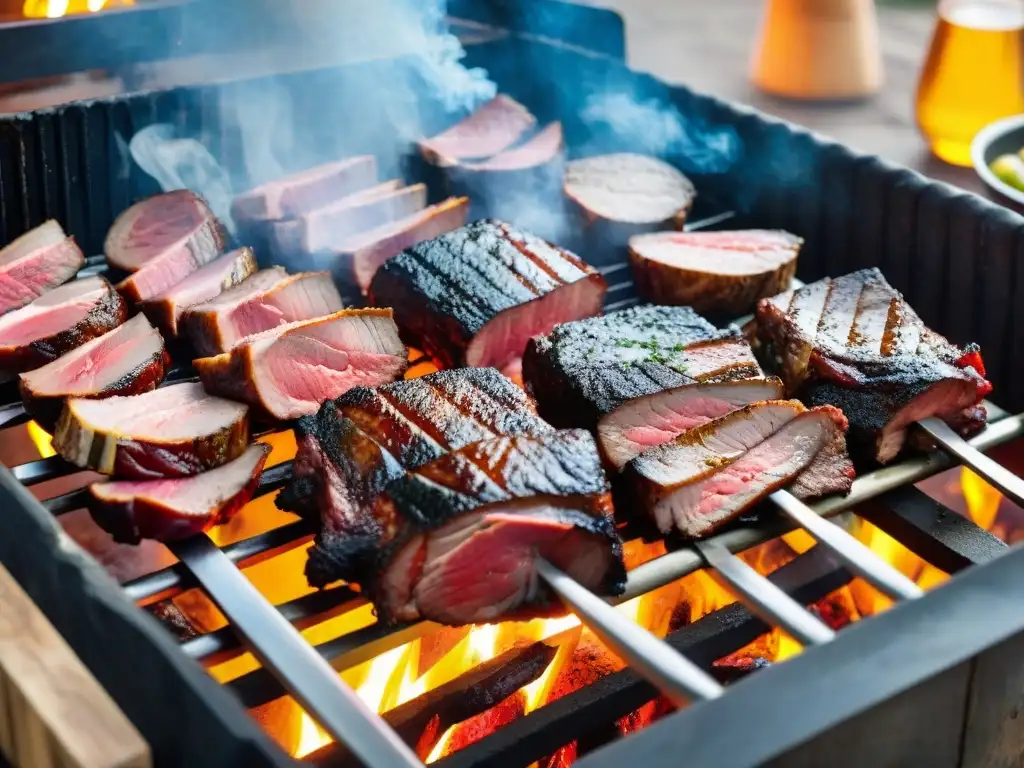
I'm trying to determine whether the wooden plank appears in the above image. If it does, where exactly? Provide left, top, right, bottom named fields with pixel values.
left=960, top=630, right=1024, bottom=768
left=0, top=564, right=150, bottom=768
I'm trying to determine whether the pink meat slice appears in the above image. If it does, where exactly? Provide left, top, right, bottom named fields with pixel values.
left=195, top=308, right=408, bottom=420
left=0, top=220, right=85, bottom=315
left=0, top=276, right=111, bottom=348
left=105, top=190, right=222, bottom=271
left=231, top=156, right=378, bottom=221
left=597, top=378, right=787, bottom=469
left=458, top=122, right=563, bottom=171
left=182, top=270, right=343, bottom=356
left=419, top=95, right=537, bottom=166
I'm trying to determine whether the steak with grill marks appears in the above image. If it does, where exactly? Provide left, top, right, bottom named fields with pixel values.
left=0, top=276, right=126, bottom=374
left=369, top=429, right=625, bottom=625
left=19, top=314, right=169, bottom=431
left=755, top=268, right=991, bottom=463
left=521, top=305, right=777, bottom=467
left=0, top=220, right=85, bottom=316
left=624, top=402, right=852, bottom=538
left=369, top=220, right=607, bottom=370
left=276, top=367, right=552, bottom=587
left=195, top=308, right=407, bottom=420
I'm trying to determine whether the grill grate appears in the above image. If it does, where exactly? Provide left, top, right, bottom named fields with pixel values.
left=3, top=208, right=1023, bottom=766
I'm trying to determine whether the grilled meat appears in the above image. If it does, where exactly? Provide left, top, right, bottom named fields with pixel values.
left=756, top=268, right=991, bottom=463
left=370, top=429, right=625, bottom=625
left=522, top=305, right=770, bottom=462
left=369, top=220, right=607, bottom=370
left=87, top=443, right=271, bottom=543
left=629, top=230, right=800, bottom=316
left=272, top=181, right=428, bottom=255
left=418, top=95, right=536, bottom=166
left=625, top=402, right=851, bottom=537
left=564, top=154, right=696, bottom=259
left=141, top=247, right=257, bottom=336
left=53, top=381, right=249, bottom=478
left=195, top=308, right=407, bottom=420
left=231, top=156, right=378, bottom=221
left=0, top=276, right=126, bottom=374
left=19, top=314, right=169, bottom=431
left=342, top=197, right=469, bottom=293
left=181, top=270, right=343, bottom=356
left=0, top=220, right=85, bottom=315
left=107, top=191, right=225, bottom=304
left=277, top=367, right=553, bottom=587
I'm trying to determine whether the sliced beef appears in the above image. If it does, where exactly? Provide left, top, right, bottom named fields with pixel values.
left=0, top=220, right=85, bottom=315
left=195, top=308, right=407, bottom=420
left=629, top=230, right=800, bottom=316
left=418, top=95, right=536, bottom=166
left=273, top=182, right=427, bottom=255
left=181, top=270, right=343, bottom=356
left=755, top=268, right=991, bottom=463
left=231, top=156, right=378, bottom=221
left=141, top=247, right=257, bottom=336
left=340, top=196, right=470, bottom=293
left=564, top=154, right=696, bottom=261
left=369, top=429, right=625, bottom=625
left=109, top=191, right=225, bottom=305
left=0, top=276, right=126, bottom=374
left=277, top=367, right=553, bottom=587
left=87, top=444, right=271, bottom=543
left=369, top=220, right=607, bottom=370
left=522, top=304, right=766, bottom=433
left=53, top=381, right=249, bottom=478
left=597, top=379, right=786, bottom=469
left=19, top=314, right=169, bottom=431
left=625, top=403, right=850, bottom=537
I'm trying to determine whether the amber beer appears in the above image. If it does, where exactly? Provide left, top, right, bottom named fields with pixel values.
left=916, top=0, right=1024, bottom=166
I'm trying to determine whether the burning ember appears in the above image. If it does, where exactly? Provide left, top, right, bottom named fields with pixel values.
left=22, top=0, right=132, bottom=17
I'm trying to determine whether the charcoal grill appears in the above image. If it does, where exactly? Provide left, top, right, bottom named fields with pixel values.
left=2, top=2, right=1024, bottom=767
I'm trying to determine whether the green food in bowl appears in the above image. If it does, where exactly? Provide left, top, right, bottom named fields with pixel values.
left=990, top=151, right=1024, bottom=192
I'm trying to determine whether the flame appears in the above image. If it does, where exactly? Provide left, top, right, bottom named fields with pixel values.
left=23, top=0, right=133, bottom=18
left=26, top=421, right=56, bottom=458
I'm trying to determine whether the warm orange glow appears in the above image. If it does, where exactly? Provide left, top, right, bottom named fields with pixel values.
left=26, top=421, right=56, bottom=458
left=23, top=0, right=133, bottom=18
left=961, top=467, right=1002, bottom=530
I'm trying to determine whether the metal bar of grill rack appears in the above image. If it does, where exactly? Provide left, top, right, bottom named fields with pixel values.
left=5, top=210, right=1024, bottom=767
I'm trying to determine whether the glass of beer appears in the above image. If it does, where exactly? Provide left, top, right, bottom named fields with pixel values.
left=915, top=0, right=1024, bottom=166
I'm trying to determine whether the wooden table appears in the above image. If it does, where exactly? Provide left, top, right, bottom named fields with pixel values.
left=584, top=0, right=989, bottom=197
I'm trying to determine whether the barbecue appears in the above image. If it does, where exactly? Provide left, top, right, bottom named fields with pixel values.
left=52, top=381, right=250, bottom=477
left=2, top=5, right=1024, bottom=768
left=141, top=247, right=258, bottom=337
left=628, top=229, right=801, bottom=315
left=18, top=313, right=169, bottom=430
left=0, top=275, right=126, bottom=374
left=195, top=307, right=408, bottom=420
left=370, top=220, right=608, bottom=370
left=418, top=95, right=537, bottom=167
left=0, top=219, right=85, bottom=315
left=231, top=156, right=379, bottom=221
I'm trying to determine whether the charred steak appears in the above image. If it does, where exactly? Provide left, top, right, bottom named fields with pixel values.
left=182, top=270, right=343, bottom=356
left=369, top=220, right=607, bottom=370
left=141, top=247, right=257, bottom=336
left=195, top=308, right=408, bottom=420
left=19, top=314, right=169, bottom=431
left=277, top=367, right=553, bottom=587
left=88, top=443, right=271, bottom=544
left=756, top=268, right=992, bottom=463
left=624, top=401, right=852, bottom=538
left=370, top=429, right=626, bottom=625
left=0, top=276, right=126, bottom=374
left=629, top=230, right=800, bottom=316
left=53, top=381, right=250, bottom=478
left=0, top=220, right=85, bottom=316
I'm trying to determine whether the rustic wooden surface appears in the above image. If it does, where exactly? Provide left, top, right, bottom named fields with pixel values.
left=0, top=564, right=151, bottom=768
left=583, top=0, right=990, bottom=197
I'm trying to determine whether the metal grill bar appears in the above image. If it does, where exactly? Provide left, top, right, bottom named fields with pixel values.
left=770, top=490, right=924, bottom=602
left=694, top=540, right=836, bottom=646
left=168, top=536, right=424, bottom=768
left=535, top=559, right=724, bottom=705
